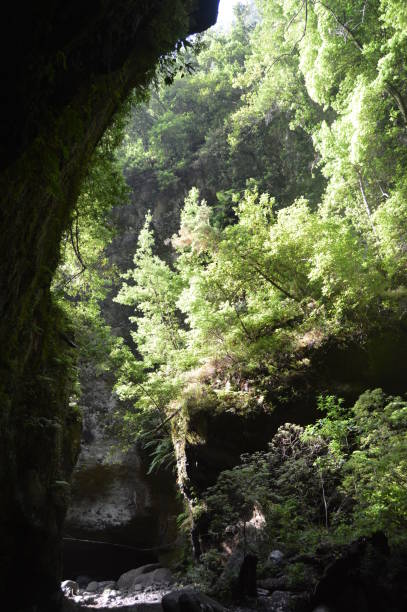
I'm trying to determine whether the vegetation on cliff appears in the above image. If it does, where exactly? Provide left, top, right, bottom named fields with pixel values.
left=57, top=0, right=407, bottom=590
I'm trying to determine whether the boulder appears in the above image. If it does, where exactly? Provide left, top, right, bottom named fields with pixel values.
left=61, top=580, right=79, bottom=596
left=258, top=588, right=270, bottom=597
left=86, top=581, right=99, bottom=593
left=132, top=568, right=174, bottom=590
left=99, top=580, right=116, bottom=591
left=162, top=588, right=226, bottom=612
left=76, top=575, right=92, bottom=589
left=151, top=568, right=174, bottom=585
left=136, top=605, right=164, bottom=612
left=134, top=583, right=144, bottom=592
left=258, top=577, right=289, bottom=592
left=118, top=564, right=163, bottom=590
left=269, top=551, right=284, bottom=564
left=269, top=591, right=293, bottom=612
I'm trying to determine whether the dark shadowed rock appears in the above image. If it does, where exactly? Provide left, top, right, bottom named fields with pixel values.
left=237, top=554, right=258, bottom=598
left=0, top=1, right=219, bottom=609
left=99, top=580, right=117, bottom=591
left=118, top=564, right=163, bottom=590
left=311, top=532, right=407, bottom=612
left=61, top=580, right=79, bottom=596
left=131, top=568, right=174, bottom=590
left=162, top=588, right=227, bottom=612
left=259, top=590, right=309, bottom=612
left=76, top=575, right=92, bottom=588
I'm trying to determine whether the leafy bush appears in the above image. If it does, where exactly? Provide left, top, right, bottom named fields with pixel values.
left=203, top=390, right=407, bottom=559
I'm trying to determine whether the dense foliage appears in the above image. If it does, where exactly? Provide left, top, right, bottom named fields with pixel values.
left=187, top=390, right=407, bottom=597
left=111, top=0, right=407, bottom=545
left=119, top=3, right=325, bottom=228
left=113, top=178, right=404, bottom=449
left=56, top=0, right=407, bottom=569
left=205, top=390, right=407, bottom=550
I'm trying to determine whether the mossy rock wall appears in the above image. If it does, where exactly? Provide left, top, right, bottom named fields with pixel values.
left=172, top=325, right=407, bottom=557
left=0, top=2, right=218, bottom=609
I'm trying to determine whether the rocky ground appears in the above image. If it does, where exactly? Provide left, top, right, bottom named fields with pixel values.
left=61, top=534, right=406, bottom=612
left=63, top=583, right=169, bottom=610
left=60, top=561, right=315, bottom=612
left=62, top=564, right=174, bottom=610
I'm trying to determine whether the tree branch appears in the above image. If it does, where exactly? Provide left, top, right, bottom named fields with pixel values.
left=315, top=1, right=363, bottom=51
left=148, top=405, right=183, bottom=434
left=70, top=215, right=87, bottom=273
left=355, top=168, right=377, bottom=236
left=266, top=0, right=308, bottom=72
left=385, top=82, right=407, bottom=127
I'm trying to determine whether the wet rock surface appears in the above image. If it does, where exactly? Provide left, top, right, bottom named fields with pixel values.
left=63, top=564, right=175, bottom=609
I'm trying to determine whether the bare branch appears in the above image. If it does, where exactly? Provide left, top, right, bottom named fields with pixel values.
left=70, top=215, right=87, bottom=273
left=286, top=0, right=307, bottom=32
left=315, top=0, right=363, bottom=51
left=148, top=405, right=183, bottom=434
left=266, top=0, right=308, bottom=73
left=356, top=168, right=377, bottom=236
left=135, top=381, right=163, bottom=413
left=386, top=82, right=407, bottom=126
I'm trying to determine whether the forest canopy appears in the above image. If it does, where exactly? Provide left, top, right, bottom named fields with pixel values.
left=111, top=0, right=407, bottom=444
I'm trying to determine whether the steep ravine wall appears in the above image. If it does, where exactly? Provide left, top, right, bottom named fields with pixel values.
left=102, top=166, right=212, bottom=338
left=63, top=166, right=186, bottom=576
left=64, top=366, right=181, bottom=580
left=0, top=2, right=219, bottom=610
left=64, top=133, right=205, bottom=577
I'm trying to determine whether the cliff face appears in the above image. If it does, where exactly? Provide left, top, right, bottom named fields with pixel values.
left=0, top=2, right=219, bottom=609
left=172, top=326, right=407, bottom=557
left=64, top=366, right=181, bottom=579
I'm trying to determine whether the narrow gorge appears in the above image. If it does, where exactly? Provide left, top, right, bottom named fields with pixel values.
left=2, top=2, right=407, bottom=612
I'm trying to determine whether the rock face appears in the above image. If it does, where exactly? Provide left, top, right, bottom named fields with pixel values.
left=0, top=2, right=219, bottom=609
left=63, top=367, right=181, bottom=579
left=63, top=172, right=186, bottom=577
left=172, top=326, right=407, bottom=557
left=101, top=168, right=196, bottom=341
left=117, top=565, right=163, bottom=590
